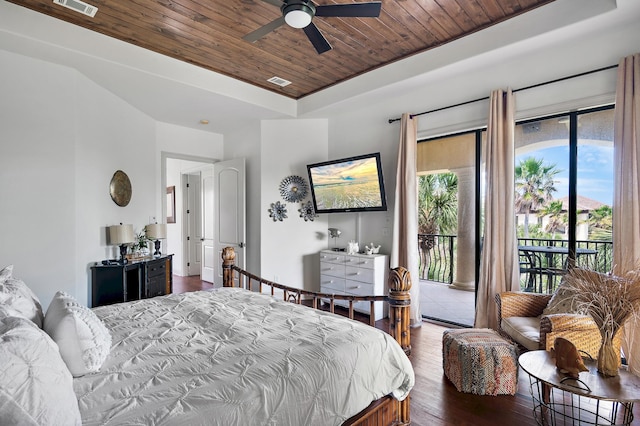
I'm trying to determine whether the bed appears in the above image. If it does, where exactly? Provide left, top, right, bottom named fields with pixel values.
left=0, top=248, right=414, bottom=425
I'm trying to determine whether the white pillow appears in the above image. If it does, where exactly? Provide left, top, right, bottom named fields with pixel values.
left=0, top=264, right=12, bottom=283
left=44, top=291, right=112, bottom=377
left=0, top=265, right=44, bottom=328
left=0, top=315, right=81, bottom=426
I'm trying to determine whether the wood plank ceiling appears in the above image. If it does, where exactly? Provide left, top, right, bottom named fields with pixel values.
left=9, top=0, right=555, bottom=99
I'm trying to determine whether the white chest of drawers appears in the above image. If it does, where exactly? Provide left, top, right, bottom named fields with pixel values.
left=319, top=249, right=388, bottom=321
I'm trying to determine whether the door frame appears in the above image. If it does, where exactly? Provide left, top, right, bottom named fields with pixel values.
left=161, top=152, right=219, bottom=277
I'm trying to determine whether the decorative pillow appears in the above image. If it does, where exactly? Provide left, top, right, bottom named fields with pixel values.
left=0, top=315, right=81, bottom=425
left=0, top=266, right=44, bottom=328
left=44, top=291, right=112, bottom=377
left=542, top=279, right=585, bottom=315
left=0, top=264, right=12, bottom=283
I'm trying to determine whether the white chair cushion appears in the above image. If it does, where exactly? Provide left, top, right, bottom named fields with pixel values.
left=0, top=315, right=81, bottom=425
left=501, top=316, right=541, bottom=351
left=0, top=265, right=44, bottom=328
left=44, top=291, right=111, bottom=377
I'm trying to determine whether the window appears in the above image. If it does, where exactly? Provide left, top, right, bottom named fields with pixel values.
left=515, top=106, right=614, bottom=293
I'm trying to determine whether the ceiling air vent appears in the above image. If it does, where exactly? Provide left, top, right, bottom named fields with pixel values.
left=53, top=0, right=98, bottom=17
left=267, top=76, right=292, bottom=87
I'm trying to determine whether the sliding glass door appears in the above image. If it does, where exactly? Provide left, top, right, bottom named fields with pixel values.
left=417, top=131, right=481, bottom=326
left=515, top=106, right=614, bottom=293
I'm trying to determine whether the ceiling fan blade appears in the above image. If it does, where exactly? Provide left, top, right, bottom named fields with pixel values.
left=303, top=22, right=332, bottom=54
left=315, top=2, right=381, bottom=18
left=260, top=0, right=283, bottom=7
left=243, top=17, right=287, bottom=43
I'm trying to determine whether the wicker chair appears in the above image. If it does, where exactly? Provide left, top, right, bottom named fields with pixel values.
left=495, top=291, right=622, bottom=360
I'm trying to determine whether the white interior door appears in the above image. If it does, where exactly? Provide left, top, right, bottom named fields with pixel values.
left=214, top=158, right=246, bottom=283
left=184, top=173, right=202, bottom=276
left=201, top=166, right=215, bottom=282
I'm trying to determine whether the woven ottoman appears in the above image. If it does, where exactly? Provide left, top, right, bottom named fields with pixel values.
left=442, top=328, right=518, bottom=396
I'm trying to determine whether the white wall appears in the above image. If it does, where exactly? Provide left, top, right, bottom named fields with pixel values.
left=0, top=51, right=77, bottom=310
left=260, top=119, right=329, bottom=290
left=0, top=50, right=225, bottom=308
left=0, top=49, right=157, bottom=308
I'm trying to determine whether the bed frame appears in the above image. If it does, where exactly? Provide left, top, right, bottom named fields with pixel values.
left=221, top=247, right=412, bottom=426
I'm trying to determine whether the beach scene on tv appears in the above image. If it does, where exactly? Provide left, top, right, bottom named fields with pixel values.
left=310, top=157, right=384, bottom=210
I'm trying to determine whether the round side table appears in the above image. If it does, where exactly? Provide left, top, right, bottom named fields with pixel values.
left=519, top=350, right=640, bottom=426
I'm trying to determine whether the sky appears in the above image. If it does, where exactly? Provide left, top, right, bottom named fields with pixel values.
left=515, top=144, right=614, bottom=206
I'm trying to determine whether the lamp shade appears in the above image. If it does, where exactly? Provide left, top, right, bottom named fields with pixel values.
left=109, top=224, right=135, bottom=245
left=146, top=223, right=167, bottom=240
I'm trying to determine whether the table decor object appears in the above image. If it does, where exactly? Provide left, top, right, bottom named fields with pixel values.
left=298, top=201, right=318, bottom=221
left=551, top=337, right=588, bottom=379
left=268, top=201, right=287, bottom=222
left=328, top=228, right=341, bottom=250
left=109, top=170, right=132, bottom=207
left=564, top=267, right=640, bottom=376
left=279, top=175, right=308, bottom=203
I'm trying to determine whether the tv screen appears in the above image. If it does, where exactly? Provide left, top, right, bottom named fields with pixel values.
left=307, top=152, right=387, bottom=213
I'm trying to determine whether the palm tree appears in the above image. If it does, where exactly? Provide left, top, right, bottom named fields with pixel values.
left=515, top=157, right=561, bottom=238
left=418, top=173, right=458, bottom=234
left=418, top=173, right=458, bottom=278
left=588, top=205, right=612, bottom=241
left=539, top=200, right=566, bottom=239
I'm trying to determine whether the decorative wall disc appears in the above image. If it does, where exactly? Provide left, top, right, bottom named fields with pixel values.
left=268, top=201, right=288, bottom=222
left=279, top=175, right=308, bottom=203
left=109, top=170, right=132, bottom=207
left=299, top=201, right=319, bottom=222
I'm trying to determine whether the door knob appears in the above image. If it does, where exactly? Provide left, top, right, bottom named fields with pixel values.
left=239, top=242, right=245, bottom=248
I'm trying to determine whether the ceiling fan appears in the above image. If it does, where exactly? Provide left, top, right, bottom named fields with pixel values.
left=243, top=0, right=382, bottom=54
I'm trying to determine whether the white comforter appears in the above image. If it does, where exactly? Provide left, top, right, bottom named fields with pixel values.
left=74, top=288, right=414, bottom=426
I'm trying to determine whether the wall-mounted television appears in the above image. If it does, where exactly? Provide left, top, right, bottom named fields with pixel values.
left=307, top=152, right=388, bottom=214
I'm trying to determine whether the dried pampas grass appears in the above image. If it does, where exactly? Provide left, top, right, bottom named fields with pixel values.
left=563, top=268, right=640, bottom=341
left=563, top=267, right=640, bottom=375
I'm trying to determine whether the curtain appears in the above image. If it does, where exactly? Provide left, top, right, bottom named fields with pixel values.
left=474, top=89, right=520, bottom=330
left=612, top=53, right=640, bottom=375
left=391, top=113, right=421, bottom=326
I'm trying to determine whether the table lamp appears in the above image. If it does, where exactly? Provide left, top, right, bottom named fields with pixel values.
left=328, top=227, right=341, bottom=251
left=146, top=223, right=167, bottom=257
left=109, top=223, right=135, bottom=263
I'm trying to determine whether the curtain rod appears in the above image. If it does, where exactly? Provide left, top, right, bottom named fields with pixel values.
left=387, top=64, right=619, bottom=124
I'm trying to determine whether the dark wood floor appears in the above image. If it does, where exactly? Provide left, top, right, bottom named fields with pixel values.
left=172, top=275, right=640, bottom=426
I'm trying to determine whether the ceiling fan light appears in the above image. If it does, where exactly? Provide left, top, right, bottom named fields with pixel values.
left=284, top=5, right=313, bottom=28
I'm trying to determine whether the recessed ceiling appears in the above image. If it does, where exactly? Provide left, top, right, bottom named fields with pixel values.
left=7, top=0, right=556, bottom=99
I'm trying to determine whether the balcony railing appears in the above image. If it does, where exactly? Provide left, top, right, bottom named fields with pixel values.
left=418, top=234, right=613, bottom=293
left=418, top=233, right=455, bottom=283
